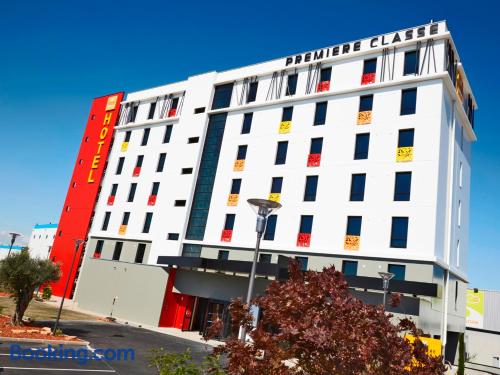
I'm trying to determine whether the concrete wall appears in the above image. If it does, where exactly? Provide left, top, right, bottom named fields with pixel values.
left=74, top=245, right=171, bottom=326
left=466, top=329, right=500, bottom=371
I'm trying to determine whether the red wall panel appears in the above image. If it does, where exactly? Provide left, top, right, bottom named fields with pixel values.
left=49, top=92, right=124, bottom=298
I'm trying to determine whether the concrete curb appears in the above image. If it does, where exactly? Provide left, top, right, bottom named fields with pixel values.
left=0, top=336, right=90, bottom=346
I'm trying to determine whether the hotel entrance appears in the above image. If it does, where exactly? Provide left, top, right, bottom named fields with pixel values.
left=189, top=297, right=232, bottom=339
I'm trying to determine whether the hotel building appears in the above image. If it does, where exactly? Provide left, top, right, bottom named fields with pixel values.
left=49, top=21, right=476, bottom=361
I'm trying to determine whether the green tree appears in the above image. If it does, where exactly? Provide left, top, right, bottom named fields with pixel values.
left=0, top=249, right=60, bottom=325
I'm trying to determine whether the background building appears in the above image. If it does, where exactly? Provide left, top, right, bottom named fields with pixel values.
left=465, top=288, right=500, bottom=374
left=0, top=245, right=24, bottom=260
left=27, top=223, right=58, bottom=259
left=48, top=21, right=475, bottom=361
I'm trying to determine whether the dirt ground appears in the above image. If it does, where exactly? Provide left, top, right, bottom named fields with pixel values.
left=0, top=295, right=97, bottom=322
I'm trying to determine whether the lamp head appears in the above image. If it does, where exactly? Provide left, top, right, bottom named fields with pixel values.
left=378, top=272, right=395, bottom=281
left=247, top=198, right=282, bottom=218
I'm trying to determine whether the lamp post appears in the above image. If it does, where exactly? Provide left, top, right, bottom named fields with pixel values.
left=378, top=271, right=395, bottom=309
left=7, top=232, right=21, bottom=257
left=53, top=239, right=84, bottom=335
left=239, top=198, right=281, bottom=341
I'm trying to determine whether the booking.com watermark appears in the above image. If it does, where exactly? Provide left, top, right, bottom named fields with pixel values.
left=9, top=344, right=135, bottom=364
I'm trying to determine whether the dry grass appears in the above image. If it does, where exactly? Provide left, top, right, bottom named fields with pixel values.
left=0, top=295, right=97, bottom=321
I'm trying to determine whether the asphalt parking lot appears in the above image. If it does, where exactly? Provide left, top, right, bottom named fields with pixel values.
left=0, top=321, right=214, bottom=374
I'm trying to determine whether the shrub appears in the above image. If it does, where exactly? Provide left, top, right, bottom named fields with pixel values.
left=42, top=286, right=52, bottom=300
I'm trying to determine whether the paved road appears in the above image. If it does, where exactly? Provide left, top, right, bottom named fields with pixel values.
left=0, top=321, right=214, bottom=374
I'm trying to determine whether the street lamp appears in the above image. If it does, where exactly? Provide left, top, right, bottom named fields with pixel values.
left=378, top=271, right=395, bottom=309
left=53, top=239, right=84, bottom=335
left=239, top=198, right=281, bottom=341
left=7, top=232, right=21, bottom=257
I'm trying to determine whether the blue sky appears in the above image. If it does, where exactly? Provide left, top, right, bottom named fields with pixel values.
left=0, top=1, right=497, bottom=289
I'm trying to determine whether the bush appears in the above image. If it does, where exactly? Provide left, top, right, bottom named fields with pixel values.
left=42, top=286, right=52, bottom=300
left=148, top=349, right=225, bottom=375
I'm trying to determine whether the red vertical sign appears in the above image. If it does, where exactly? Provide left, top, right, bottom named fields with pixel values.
left=49, top=92, right=124, bottom=299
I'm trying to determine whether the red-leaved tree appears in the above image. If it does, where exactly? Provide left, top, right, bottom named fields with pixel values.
left=209, top=262, right=445, bottom=375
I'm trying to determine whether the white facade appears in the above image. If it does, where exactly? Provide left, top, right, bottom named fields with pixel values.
left=75, top=21, right=476, bottom=347
left=28, top=223, right=57, bottom=259
left=88, top=20, right=475, bottom=278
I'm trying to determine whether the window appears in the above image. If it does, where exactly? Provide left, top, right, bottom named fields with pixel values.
left=237, top=145, right=247, bottom=160
left=456, top=240, right=460, bottom=267
left=128, top=104, right=138, bottom=123
left=157, top=153, right=166, bottom=172
left=148, top=102, right=156, bottom=120
left=342, top=260, right=358, bottom=276
left=296, top=256, right=308, bottom=271
left=143, top=212, right=153, bottom=233
left=188, top=137, right=199, bottom=143
left=320, top=67, right=331, bottom=82
left=354, top=133, right=370, bottom=160
left=398, top=129, right=414, bottom=147
left=310, top=137, right=323, bottom=154
left=127, top=183, right=137, bottom=202
left=350, top=174, right=366, bottom=201
left=174, top=200, right=186, bottom=207
left=314, top=102, right=327, bottom=126
left=141, top=128, right=150, bottom=146
left=163, top=125, right=173, bottom=143
left=135, top=155, right=144, bottom=168
left=124, top=131, right=131, bottom=142
left=388, top=264, right=406, bottom=280
left=259, top=253, right=272, bottom=263
left=194, top=107, right=205, bottom=114
left=168, top=233, right=180, bottom=240
left=247, top=81, right=258, bottom=103
left=400, top=88, right=417, bottom=115
left=72, top=181, right=77, bottom=188
left=286, top=73, right=298, bottom=96
left=122, top=212, right=130, bottom=226
left=110, top=184, right=118, bottom=196
left=116, top=157, right=125, bottom=175
left=346, top=216, right=362, bottom=236
left=231, top=179, right=241, bottom=194
left=135, top=243, right=146, bottom=263
left=242, top=113, right=253, bottom=134
left=264, top=215, right=277, bottom=240
left=363, top=58, right=377, bottom=74
left=304, top=176, right=318, bottom=201
left=458, top=200, right=462, bottom=227
left=459, top=162, right=463, bottom=188
left=112, top=242, right=123, bottom=261
left=151, top=182, right=160, bottom=196
left=359, top=95, right=373, bottom=112
left=218, top=250, right=229, bottom=261
left=170, top=97, right=179, bottom=112
left=212, top=83, right=234, bottom=110
left=282, top=107, right=293, bottom=122
left=94, top=240, right=104, bottom=258
left=275, top=141, right=288, bottom=165
left=390, top=217, right=409, bottom=248
left=181, top=168, right=193, bottom=174
left=79, top=159, right=83, bottom=165
left=403, top=50, right=419, bottom=76
left=102, top=212, right=111, bottom=231
left=394, top=172, right=412, bottom=201
left=224, top=214, right=235, bottom=230
left=182, top=244, right=201, bottom=257
left=299, top=215, right=313, bottom=234
left=271, top=177, right=283, bottom=194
